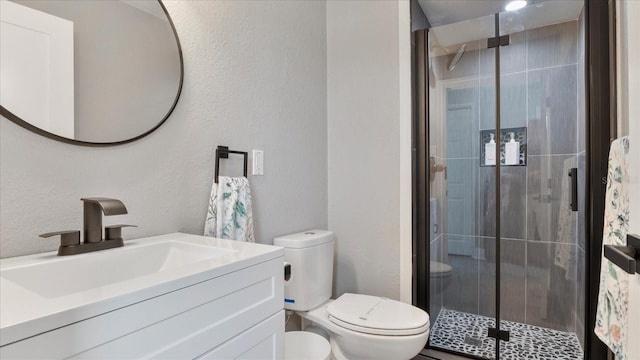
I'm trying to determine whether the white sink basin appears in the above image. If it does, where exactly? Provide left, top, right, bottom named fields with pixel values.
left=0, top=233, right=284, bottom=346
left=1, top=240, right=235, bottom=298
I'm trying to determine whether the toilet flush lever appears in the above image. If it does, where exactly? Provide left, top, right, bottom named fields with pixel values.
left=284, top=262, right=292, bottom=281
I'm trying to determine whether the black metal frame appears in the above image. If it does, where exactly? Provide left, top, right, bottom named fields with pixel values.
left=412, top=27, right=429, bottom=312
left=485, top=12, right=508, bottom=352
left=0, top=0, right=184, bottom=147
left=411, top=0, right=615, bottom=359
left=214, top=146, right=248, bottom=183
left=585, top=0, right=616, bottom=358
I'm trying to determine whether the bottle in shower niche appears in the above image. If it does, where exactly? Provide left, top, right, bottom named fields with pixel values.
left=505, top=132, right=520, bottom=165
left=485, top=133, right=496, bottom=166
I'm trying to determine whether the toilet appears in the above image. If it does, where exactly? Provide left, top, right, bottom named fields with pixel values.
left=430, top=260, right=452, bottom=298
left=275, top=230, right=430, bottom=360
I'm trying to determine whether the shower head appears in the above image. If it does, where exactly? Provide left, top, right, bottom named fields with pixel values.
left=448, top=43, right=467, bottom=72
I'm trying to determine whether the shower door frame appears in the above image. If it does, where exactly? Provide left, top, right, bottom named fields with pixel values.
left=411, top=0, right=615, bottom=359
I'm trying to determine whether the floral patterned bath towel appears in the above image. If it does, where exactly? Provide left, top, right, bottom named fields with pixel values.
left=595, top=136, right=630, bottom=359
left=204, top=176, right=254, bottom=242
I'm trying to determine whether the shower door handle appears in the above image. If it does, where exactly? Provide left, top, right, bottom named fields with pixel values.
left=568, top=168, right=578, bottom=212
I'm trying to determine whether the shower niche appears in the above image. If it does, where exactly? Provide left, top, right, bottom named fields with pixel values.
left=479, top=127, right=527, bottom=167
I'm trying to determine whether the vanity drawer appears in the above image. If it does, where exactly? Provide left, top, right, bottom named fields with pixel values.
left=0, top=257, right=283, bottom=359
left=197, top=310, right=284, bottom=360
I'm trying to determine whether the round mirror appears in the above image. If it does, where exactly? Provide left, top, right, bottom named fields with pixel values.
left=0, top=0, right=183, bottom=146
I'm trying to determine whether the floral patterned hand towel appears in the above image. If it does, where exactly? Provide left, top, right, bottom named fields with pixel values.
left=204, top=176, right=254, bottom=242
left=595, top=136, right=630, bottom=359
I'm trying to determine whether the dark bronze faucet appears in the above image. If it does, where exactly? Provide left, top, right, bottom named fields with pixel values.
left=40, top=198, right=135, bottom=256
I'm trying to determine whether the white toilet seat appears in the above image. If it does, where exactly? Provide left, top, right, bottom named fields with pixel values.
left=329, top=315, right=430, bottom=336
left=299, top=297, right=430, bottom=360
left=327, top=293, right=430, bottom=336
left=429, top=261, right=452, bottom=278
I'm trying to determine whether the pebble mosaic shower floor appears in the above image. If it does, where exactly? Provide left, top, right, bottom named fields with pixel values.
left=429, top=309, right=583, bottom=359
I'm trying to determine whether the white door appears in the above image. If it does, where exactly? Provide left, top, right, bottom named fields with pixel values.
left=0, top=0, right=74, bottom=138
left=445, top=100, right=476, bottom=257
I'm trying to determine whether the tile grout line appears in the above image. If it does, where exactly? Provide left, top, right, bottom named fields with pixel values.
left=472, top=62, right=580, bottom=83
left=443, top=232, right=582, bottom=246
left=528, top=153, right=583, bottom=157
left=524, top=28, right=529, bottom=324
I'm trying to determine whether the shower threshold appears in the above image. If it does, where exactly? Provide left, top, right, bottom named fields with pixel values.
left=429, top=308, right=583, bottom=360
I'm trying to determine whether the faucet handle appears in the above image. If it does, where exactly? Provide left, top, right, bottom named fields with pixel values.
left=105, top=224, right=137, bottom=241
left=40, top=230, right=81, bottom=247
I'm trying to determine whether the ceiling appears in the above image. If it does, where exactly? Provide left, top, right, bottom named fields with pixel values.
left=417, top=0, right=547, bottom=28
left=418, top=0, right=584, bottom=53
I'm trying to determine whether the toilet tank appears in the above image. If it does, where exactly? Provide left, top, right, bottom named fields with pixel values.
left=273, top=230, right=334, bottom=311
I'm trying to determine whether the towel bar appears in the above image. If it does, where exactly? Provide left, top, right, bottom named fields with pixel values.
left=214, top=146, right=248, bottom=183
left=604, top=234, right=640, bottom=274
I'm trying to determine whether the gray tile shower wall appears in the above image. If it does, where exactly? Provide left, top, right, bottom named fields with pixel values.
left=477, top=165, right=527, bottom=239
left=577, top=10, right=586, bottom=154
left=526, top=155, right=578, bottom=244
left=442, top=240, right=579, bottom=334
left=526, top=241, right=578, bottom=332
left=527, top=65, right=578, bottom=156
left=527, top=21, right=578, bottom=70
left=443, top=243, right=480, bottom=315
left=478, top=238, right=527, bottom=323
left=479, top=72, right=527, bottom=130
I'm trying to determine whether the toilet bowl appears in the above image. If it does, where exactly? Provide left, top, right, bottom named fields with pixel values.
left=285, top=331, right=331, bottom=360
left=275, top=230, right=430, bottom=360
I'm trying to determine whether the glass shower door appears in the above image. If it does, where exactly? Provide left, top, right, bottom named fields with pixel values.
left=425, top=2, right=586, bottom=359
left=497, top=3, right=586, bottom=359
left=426, top=13, right=498, bottom=359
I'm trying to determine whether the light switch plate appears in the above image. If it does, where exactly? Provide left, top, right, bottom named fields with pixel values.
left=252, top=150, right=264, bottom=175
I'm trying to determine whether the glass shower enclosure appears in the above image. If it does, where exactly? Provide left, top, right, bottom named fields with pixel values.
left=422, top=2, right=586, bottom=359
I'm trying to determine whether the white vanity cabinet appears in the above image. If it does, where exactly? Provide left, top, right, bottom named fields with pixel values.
left=0, top=234, right=285, bottom=359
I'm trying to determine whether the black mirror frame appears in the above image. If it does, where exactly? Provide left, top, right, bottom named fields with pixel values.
left=0, top=0, right=184, bottom=147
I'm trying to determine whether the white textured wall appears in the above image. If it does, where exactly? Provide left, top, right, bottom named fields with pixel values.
left=0, top=0, right=327, bottom=258
left=618, top=1, right=640, bottom=358
left=327, top=1, right=401, bottom=300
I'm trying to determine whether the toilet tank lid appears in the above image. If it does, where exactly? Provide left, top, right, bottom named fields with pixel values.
left=273, top=230, right=334, bottom=249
